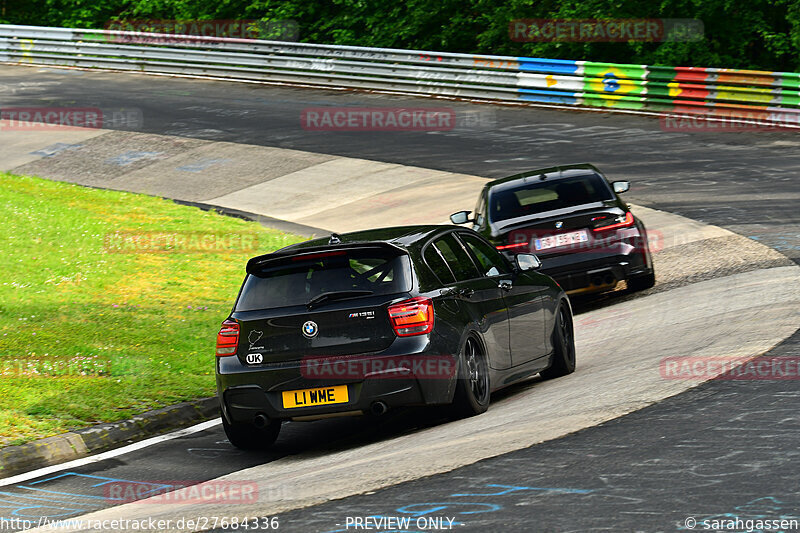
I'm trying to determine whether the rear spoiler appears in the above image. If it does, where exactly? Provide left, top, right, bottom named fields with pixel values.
left=491, top=201, right=611, bottom=236
left=246, top=242, right=407, bottom=275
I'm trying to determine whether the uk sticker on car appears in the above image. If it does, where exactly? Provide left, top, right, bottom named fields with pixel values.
left=246, top=353, right=263, bottom=364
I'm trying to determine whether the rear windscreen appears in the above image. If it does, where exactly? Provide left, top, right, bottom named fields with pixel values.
left=235, top=248, right=413, bottom=311
left=489, top=173, right=614, bottom=222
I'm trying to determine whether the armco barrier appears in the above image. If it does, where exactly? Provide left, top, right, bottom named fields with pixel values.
left=1, top=24, right=799, bottom=124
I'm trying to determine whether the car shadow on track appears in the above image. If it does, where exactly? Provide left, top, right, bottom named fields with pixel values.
left=239, top=406, right=453, bottom=461
left=233, top=288, right=643, bottom=460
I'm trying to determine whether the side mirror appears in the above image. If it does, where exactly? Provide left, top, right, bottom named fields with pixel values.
left=612, top=181, right=630, bottom=194
left=516, top=253, right=542, bottom=271
left=450, top=210, right=471, bottom=225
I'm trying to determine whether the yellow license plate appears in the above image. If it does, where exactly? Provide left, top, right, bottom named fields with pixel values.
left=281, top=385, right=349, bottom=409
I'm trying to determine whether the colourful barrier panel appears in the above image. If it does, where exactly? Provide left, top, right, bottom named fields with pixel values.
left=516, top=56, right=580, bottom=75
left=518, top=88, right=580, bottom=105
left=516, top=72, right=584, bottom=92
left=582, top=61, right=648, bottom=80
left=1, top=24, right=799, bottom=127
left=649, top=82, right=709, bottom=101
left=580, top=63, right=647, bottom=109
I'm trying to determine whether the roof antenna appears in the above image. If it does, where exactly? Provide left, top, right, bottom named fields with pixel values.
left=328, top=233, right=342, bottom=245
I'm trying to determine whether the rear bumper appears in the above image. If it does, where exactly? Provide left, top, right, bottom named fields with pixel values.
left=540, top=243, right=651, bottom=293
left=495, top=225, right=653, bottom=293
left=216, top=338, right=458, bottom=424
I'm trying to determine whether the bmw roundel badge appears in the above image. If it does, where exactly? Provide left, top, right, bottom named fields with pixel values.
left=555, top=221, right=563, bottom=229
left=302, top=320, right=319, bottom=338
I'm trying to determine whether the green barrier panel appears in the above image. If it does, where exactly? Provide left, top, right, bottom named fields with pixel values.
left=581, top=63, right=647, bottom=107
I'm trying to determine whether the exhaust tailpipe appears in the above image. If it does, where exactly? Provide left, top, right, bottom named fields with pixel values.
left=370, top=401, right=389, bottom=416
left=253, top=413, right=270, bottom=429
left=590, top=273, right=616, bottom=287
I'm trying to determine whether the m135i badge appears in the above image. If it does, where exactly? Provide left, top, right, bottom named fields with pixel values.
left=348, top=311, right=375, bottom=319
left=302, top=320, right=319, bottom=338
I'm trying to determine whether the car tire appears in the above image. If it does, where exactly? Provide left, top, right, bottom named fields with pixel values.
left=627, top=271, right=656, bottom=292
left=540, top=301, right=576, bottom=379
left=451, top=336, right=490, bottom=417
left=222, top=411, right=281, bottom=450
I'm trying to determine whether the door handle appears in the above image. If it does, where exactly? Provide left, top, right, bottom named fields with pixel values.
left=498, top=280, right=513, bottom=291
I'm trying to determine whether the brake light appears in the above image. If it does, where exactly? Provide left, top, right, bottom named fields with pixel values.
left=387, top=297, right=434, bottom=336
left=496, top=241, right=530, bottom=251
left=216, top=319, right=239, bottom=357
left=592, top=212, right=634, bottom=232
left=292, top=251, right=346, bottom=261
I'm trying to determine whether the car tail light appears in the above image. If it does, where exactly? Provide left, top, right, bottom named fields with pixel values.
left=593, top=212, right=634, bottom=232
left=216, top=319, right=239, bottom=357
left=496, top=241, right=530, bottom=251
left=292, top=250, right=346, bottom=261
left=388, top=297, right=434, bottom=336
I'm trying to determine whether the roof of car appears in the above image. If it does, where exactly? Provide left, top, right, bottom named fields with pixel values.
left=267, top=225, right=451, bottom=258
left=486, top=163, right=603, bottom=192
left=246, top=226, right=450, bottom=273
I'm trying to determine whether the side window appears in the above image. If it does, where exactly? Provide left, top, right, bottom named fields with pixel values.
left=433, top=234, right=480, bottom=282
left=473, top=189, right=487, bottom=229
left=459, top=233, right=511, bottom=277
left=424, top=245, right=456, bottom=285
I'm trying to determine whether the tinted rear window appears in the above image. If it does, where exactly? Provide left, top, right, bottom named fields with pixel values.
left=236, top=248, right=412, bottom=311
left=489, top=173, right=614, bottom=222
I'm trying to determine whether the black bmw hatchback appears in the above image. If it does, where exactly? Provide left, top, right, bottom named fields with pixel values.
left=216, top=225, right=575, bottom=449
left=451, top=163, right=655, bottom=295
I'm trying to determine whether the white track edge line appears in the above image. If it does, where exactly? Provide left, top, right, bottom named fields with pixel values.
left=0, top=419, right=221, bottom=487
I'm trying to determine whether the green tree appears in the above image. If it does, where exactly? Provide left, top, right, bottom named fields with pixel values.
left=3, top=0, right=800, bottom=71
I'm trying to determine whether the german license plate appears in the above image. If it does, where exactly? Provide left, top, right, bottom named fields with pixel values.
left=535, top=230, right=589, bottom=251
left=281, top=385, right=349, bottom=409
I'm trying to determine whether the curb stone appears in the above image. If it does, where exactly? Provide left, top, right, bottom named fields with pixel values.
left=0, top=397, right=218, bottom=479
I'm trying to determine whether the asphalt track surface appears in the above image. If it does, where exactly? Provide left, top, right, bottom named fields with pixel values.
left=2, top=67, right=798, bottom=264
left=1, top=66, right=799, bottom=532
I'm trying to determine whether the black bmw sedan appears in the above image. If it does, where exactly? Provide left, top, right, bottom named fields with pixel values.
left=451, top=163, right=655, bottom=295
left=216, top=225, right=574, bottom=449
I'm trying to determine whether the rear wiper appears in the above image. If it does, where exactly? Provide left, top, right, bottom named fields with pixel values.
left=306, top=290, right=374, bottom=309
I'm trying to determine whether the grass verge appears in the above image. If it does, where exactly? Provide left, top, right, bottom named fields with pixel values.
left=0, top=173, right=305, bottom=445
